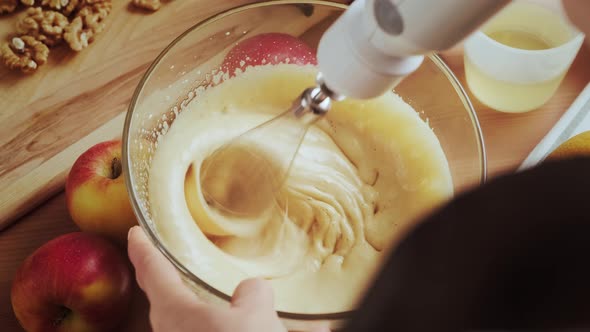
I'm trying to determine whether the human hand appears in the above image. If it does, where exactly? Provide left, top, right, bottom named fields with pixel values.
left=127, top=226, right=329, bottom=332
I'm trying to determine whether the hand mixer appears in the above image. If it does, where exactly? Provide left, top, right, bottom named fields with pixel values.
left=201, top=0, right=510, bottom=216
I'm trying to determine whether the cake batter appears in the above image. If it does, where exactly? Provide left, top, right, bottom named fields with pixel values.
left=148, top=64, right=453, bottom=314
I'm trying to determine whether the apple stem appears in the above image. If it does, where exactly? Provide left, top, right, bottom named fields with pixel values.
left=54, top=306, right=71, bottom=326
left=111, top=157, right=122, bottom=179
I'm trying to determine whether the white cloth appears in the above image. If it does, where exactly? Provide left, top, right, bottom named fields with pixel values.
left=520, top=82, right=590, bottom=170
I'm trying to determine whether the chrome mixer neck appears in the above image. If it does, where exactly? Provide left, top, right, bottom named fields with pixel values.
left=292, top=73, right=346, bottom=122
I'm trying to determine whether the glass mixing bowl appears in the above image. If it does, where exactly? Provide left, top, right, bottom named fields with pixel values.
left=123, top=1, right=486, bottom=330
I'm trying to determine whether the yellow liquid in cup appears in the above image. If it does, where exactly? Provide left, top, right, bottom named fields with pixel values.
left=487, top=30, right=551, bottom=50
left=465, top=2, right=573, bottom=113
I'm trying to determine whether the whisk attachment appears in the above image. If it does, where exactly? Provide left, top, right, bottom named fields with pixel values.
left=199, top=74, right=344, bottom=217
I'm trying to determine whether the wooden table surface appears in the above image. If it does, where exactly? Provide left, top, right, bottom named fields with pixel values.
left=1, top=1, right=589, bottom=330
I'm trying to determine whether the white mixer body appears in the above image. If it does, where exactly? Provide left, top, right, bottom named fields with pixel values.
left=317, top=0, right=510, bottom=99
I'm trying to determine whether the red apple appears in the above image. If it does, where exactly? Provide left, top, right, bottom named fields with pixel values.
left=221, top=33, right=317, bottom=76
left=11, top=232, right=132, bottom=332
left=66, top=140, right=136, bottom=244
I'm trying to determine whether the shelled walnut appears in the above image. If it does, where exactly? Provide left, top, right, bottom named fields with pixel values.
left=0, top=0, right=18, bottom=14
left=78, top=1, right=111, bottom=32
left=63, top=16, right=86, bottom=50
left=132, top=0, right=160, bottom=11
left=0, top=36, right=49, bottom=73
left=0, top=0, right=151, bottom=73
left=16, top=7, right=69, bottom=46
left=61, top=0, right=79, bottom=16
left=41, top=0, right=68, bottom=10
left=64, top=1, right=111, bottom=51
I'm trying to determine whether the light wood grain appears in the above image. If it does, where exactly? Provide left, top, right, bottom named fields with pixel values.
left=0, top=0, right=270, bottom=229
left=0, top=112, right=126, bottom=230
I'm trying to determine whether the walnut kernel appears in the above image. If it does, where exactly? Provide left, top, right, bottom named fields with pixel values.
left=1, top=36, right=49, bottom=73
left=41, top=0, right=69, bottom=10
left=78, top=1, right=111, bottom=32
left=61, top=0, right=79, bottom=16
left=132, top=0, right=160, bottom=11
left=20, top=0, right=35, bottom=6
left=11, top=36, right=25, bottom=50
left=64, top=16, right=87, bottom=51
left=16, top=7, right=69, bottom=46
left=0, top=0, right=18, bottom=14
left=64, top=2, right=111, bottom=51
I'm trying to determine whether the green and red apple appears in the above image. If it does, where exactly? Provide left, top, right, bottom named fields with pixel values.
left=66, top=140, right=136, bottom=243
left=11, top=232, right=132, bottom=332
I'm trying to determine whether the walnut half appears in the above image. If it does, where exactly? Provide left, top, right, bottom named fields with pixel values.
left=0, top=0, right=18, bottom=14
left=63, top=16, right=87, bottom=51
left=64, top=1, right=111, bottom=51
left=78, top=1, right=111, bottom=33
left=132, top=0, right=161, bottom=11
left=0, top=36, right=49, bottom=73
left=16, top=7, right=69, bottom=47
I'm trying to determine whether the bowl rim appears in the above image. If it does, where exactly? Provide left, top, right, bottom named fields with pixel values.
left=430, top=55, right=488, bottom=184
left=122, top=0, right=487, bottom=321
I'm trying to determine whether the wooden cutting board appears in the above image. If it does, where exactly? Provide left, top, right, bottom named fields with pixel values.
left=0, top=0, right=349, bottom=230
left=0, top=0, right=257, bottom=230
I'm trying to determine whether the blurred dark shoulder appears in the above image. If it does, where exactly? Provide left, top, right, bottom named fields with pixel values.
left=346, top=157, right=590, bottom=332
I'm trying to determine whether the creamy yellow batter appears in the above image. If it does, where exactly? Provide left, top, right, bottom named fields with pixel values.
left=148, top=64, right=453, bottom=314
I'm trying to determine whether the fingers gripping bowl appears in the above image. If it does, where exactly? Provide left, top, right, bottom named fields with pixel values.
left=123, top=1, right=486, bottom=330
